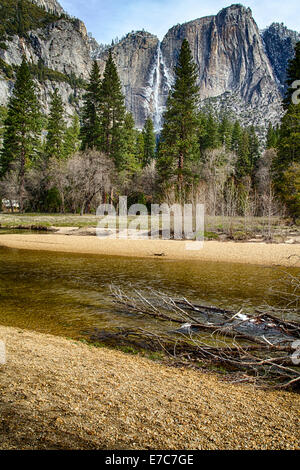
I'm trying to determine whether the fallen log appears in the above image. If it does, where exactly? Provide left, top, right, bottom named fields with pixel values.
left=108, top=285, right=300, bottom=388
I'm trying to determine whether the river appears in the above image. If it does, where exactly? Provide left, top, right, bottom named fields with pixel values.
left=0, top=245, right=298, bottom=342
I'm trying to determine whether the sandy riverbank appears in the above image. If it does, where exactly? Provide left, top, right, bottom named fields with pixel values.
left=0, top=233, right=300, bottom=266
left=0, top=325, right=299, bottom=450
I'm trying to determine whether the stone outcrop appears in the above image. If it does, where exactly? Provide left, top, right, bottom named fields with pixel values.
left=0, top=2, right=299, bottom=132
left=262, top=23, right=300, bottom=93
left=31, top=0, right=64, bottom=15
left=162, top=5, right=277, bottom=103
left=97, top=31, right=160, bottom=129
left=96, top=4, right=286, bottom=131
left=0, top=3, right=91, bottom=117
left=1, top=20, right=91, bottom=79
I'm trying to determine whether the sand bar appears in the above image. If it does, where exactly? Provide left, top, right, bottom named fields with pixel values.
left=0, top=325, right=299, bottom=450
left=0, top=233, right=300, bottom=266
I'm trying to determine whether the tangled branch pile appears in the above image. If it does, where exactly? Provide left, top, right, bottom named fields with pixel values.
left=104, top=285, right=300, bottom=388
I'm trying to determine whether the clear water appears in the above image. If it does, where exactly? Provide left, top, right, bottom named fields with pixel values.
left=0, top=246, right=298, bottom=342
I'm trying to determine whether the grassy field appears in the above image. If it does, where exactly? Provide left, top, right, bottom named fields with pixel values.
left=0, top=212, right=299, bottom=242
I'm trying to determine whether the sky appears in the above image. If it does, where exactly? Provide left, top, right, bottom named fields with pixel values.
left=59, top=0, right=300, bottom=44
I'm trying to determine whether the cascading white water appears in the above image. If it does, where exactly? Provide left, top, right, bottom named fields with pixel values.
left=144, top=41, right=174, bottom=133
left=152, top=43, right=162, bottom=132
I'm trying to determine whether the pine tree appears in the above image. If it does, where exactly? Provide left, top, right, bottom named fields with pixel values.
left=135, top=132, right=145, bottom=165
left=266, top=122, right=278, bottom=149
left=281, top=163, right=300, bottom=223
left=219, top=115, right=233, bottom=151
left=0, top=57, right=41, bottom=211
left=157, top=39, right=199, bottom=195
left=80, top=60, right=102, bottom=150
left=64, top=113, right=80, bottom=157
left=45, top=88, right=66, bottom=160
left=248, top=125, right=260, bottom=173
left=284, top=41, right=300, bottom=109
left=17, top=0, right=25, bottom=37
left=0, top=106, right=8, bottom=142
left=274, top=104, right=300, bottom=217
left=121, top=112, right=140, bottom=175
left=231, top=120, right=242, bottom=153
left=100, top=50, right=126, bottom=167
left=235, top=129, right=251, bottom=179
left=200, top=112, right=220, bottom=151
left=277, top=106, right=300, bottom=168
left=142, top=117, right=156, bottom=167
left=274, top=41, right=300, bottom=220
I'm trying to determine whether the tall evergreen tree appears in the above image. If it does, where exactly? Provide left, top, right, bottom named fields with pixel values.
left=266, top=122, right=278, bottom=149
left=0, top=57, right=41, bottom=211
left=80, top=60, right=102, bottom=150
left=248, top=125, right=260, bottom=172
left=235, top=129, right=251, bottom=179
left=121, top=112, right=140, bottom=175
left=45, top=88, right=66, bottom=160
left=231, top=120, right=242, bottom=154
left=157, top=39, right=199, bottom=195
left=284, top=41, right=300, bottom=109
left=142, top=117, right=156, bottom=167
left=200, top=112, right=220, bottom=151
left=64, top=113, right=80, bottom=157
left=219, top=115, right=233, bottom=151
left=274, top=41, right=300, bottom=220
left=0, top=106, right=8, bottom=142
left=100, top=50, right=126, bottom=167
left=17, top=0, right=25, bottom=37
left=135, top=132, right=145, bottom=165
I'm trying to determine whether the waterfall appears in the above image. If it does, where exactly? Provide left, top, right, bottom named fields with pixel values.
left=152, top=43, right=162, bottom=132
left=144, top=41, right=174, bottom=133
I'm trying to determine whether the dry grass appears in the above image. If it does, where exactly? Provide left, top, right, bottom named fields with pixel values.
left=1, top=213, right=298, bottom=239
left=0, top=325, right=299, bottom=450
left=0, top=213, right=98, bottom=228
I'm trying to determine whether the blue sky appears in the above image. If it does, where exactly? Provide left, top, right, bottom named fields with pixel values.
left=59, top=0, right=300, bottom=44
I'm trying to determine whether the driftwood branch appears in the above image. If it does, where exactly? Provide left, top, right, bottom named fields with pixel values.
left=108, top=285, right=300, bottom=388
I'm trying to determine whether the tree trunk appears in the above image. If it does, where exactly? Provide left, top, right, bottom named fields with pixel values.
left=61, top=193, right=65, bottom=214
left=178, top=153, right=184, bottom=182
left=110, top=187, right=114, bottom=204
left=81, top=201, right=86, bottom=216
left=19, top=147, right=26, bottom=213
left=178, top=153, right=184, bottom=202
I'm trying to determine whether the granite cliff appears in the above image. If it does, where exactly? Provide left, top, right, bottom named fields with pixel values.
left=262, top=22, right=300, bottom=93
left=0, top=1, right=299, bottom=132
left=95, top=4, right=289, bottom=131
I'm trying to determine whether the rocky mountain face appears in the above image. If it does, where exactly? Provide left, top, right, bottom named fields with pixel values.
left=0, top=2, right=299, bottom=133
left=1, top=19, right=91, bottom=79
left=95, top=4, right=286, bottom=132
left=32, top=0, right=64, bottom=15
left=262, top=23, right=300, bottom=93
left=97, top=31, right=160, bottom=129
left=0, top=1, right=91, bottom=117
left=88, top=34, right=109, bottom=60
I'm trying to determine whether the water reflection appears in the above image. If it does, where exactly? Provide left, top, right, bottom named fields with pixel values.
left=0, top=246, right=298, bottom=340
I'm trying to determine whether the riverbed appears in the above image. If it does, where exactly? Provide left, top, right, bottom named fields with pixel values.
left=0, top=246, right=298, bottom=341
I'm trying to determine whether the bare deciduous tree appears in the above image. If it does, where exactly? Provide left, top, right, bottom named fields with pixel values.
left=256, top=149, right=280, bottom=237
left=202, top=149, right=236, bottom=216
left=66, top=149, right=116, bottom=215
left=0, top=170, right=22, bottom=212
